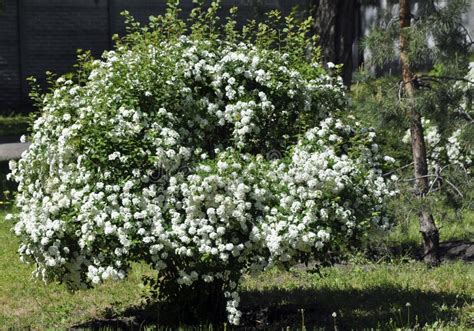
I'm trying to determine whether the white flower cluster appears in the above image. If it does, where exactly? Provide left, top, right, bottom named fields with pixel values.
left=9, top=36, right=395, bottom=324
left=403, top=118, right=473, bottom=178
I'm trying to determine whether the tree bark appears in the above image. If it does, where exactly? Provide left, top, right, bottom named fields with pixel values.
left=311, top=0, right=360, bottom=85
left=399, top=0, right=440, bottom=266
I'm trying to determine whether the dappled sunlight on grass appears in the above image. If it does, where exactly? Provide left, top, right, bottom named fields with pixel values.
left=0, top=211, right=155, bottom=328
left=1, top=210, right=473, bottom=329
left=239, top=263, right=473, bottom=329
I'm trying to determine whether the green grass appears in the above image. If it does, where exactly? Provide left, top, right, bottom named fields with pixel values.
left=0, top=210, right=155, bottom=329
left=0, top=210, right=473, bottom=330
left=242, top=263, right=473, bottom=329
left=365, top=210, right=474, bottom=260
left=387, top=210, right=474, bottom=244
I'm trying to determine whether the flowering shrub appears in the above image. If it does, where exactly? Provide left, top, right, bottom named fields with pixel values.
left=8, top=2, right=396, bottom=325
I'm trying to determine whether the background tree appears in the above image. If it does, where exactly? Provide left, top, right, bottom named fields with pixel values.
left=359, top=0, right=473, bottom=265
left=310, top=0, right=360, bottom=85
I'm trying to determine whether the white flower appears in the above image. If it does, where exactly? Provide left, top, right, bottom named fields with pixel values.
left=383, top=155, right=395, bottom=163
left=9, top=34, right=394, bottom=326
left=108, top=152, right=121, bottom=161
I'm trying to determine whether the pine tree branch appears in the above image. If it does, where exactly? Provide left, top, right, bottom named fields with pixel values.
left=401, top=163, right=468, bottom=198
left=419, top=74, right=474, bottom=84
left=383, top=162, right=414, bottom=177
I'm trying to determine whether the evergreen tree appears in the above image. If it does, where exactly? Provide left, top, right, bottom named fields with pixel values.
left=360, top=0, right=473, bottom=265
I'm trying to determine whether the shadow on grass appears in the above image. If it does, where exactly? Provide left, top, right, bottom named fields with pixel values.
left=366, top=240, right=474, bottom=262
left=71, top=284, right=471, bottom=330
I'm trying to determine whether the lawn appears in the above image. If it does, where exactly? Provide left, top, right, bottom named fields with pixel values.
left=0, top=210, right=472, bottom=330
left=366, top=210, right=474, bottom=261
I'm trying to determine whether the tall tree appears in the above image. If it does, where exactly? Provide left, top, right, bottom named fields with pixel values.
left=358, top=0, right=473, bottom=266
left=399, top=0, right=440, bottom=265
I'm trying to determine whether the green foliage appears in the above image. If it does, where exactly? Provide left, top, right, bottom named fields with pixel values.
left=10, top=0, right=397, bottom=326
left=363, top=0, right=472, bottom=71
left=0, top=114, right=30, bottom=136
left=350, top=75, right=412, bottom=164
left=117, top=1, right=321, bottom=71
left=356, top=0, right=474, bottom=221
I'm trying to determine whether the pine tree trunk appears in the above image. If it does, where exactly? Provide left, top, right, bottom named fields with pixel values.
left=399, top=0, right=440, bottom=266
